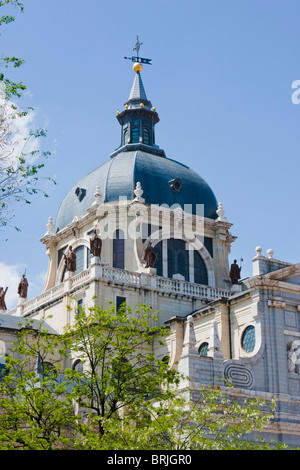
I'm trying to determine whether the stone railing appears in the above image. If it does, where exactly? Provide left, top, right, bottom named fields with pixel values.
left=9, top=265, right=232, bottom=317
left=102, top=266, right=142, bottom=286
left=156, top=277, right=231, bottom=301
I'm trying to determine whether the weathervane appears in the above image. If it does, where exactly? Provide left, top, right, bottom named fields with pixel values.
left=124, top=35, right=152, bottom=65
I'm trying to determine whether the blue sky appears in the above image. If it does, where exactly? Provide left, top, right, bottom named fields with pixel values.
left=1, top=0, right=300, bottom=309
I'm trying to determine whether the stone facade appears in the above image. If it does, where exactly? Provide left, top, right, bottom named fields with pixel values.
left=165, top=252, right=300, bottom=447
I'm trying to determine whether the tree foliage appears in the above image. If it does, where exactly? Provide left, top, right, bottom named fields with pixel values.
left=0, top=1, right=25, bottom=100
left=0, top=319, right=76, bottom=449
left=0, top=303, right=288, bottom=450
left=62, top=302, right=180, bottom=438
left=0, top=0, right=54, bottom=231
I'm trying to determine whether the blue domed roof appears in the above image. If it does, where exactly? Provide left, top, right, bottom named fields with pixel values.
left=54, top=150, right=218, bottom=232
left=55, top=69, right=219, bottom=232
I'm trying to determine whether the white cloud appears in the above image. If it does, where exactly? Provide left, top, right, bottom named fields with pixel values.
left=0, top=96, right=40, bottom=172
left=0, top=262, right=47, bottom=311
left=0, top=261, right=24, bottom=310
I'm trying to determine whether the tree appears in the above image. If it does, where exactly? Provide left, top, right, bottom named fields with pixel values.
left=0, top=1, right=26, bottom=100
left=94, top=388, right=287, bottom=450
left=0, top=303, right=288, bottom=450
left=0, top=1, right=54, bottom=231
left=62, top=302, right=180, bottom=440
left=0, top=319, right=76, bottom=450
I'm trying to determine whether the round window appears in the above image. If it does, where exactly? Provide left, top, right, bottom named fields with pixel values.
left=241, top=325, right=255, bottom=353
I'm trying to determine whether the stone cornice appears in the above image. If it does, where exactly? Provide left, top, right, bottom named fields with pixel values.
left=243, top=274, right=300, bottom=295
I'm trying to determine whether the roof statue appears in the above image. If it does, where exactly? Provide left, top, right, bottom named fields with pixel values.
left=0, top=287, right=8, bottom=311
left=17, top=274, right=29, bottom=299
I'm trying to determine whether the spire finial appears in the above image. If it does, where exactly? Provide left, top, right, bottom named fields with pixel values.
left=133, top=35, right=143, bottom=61
left=124, top=36, right=152, bottom=72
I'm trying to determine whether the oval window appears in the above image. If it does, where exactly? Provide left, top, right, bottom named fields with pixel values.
left=241, top=325, right=255, bottom=353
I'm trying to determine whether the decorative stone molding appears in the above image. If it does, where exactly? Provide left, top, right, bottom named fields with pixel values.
left=268, top=299, right=286, bottom=309
left=224, top=362, right=254, bottom=388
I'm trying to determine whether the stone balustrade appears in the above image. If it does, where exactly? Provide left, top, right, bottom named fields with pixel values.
left=9, top=266, right=232, bottom=317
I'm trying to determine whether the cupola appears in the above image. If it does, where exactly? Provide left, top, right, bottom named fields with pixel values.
left=111, top=62, right=165, bottom=158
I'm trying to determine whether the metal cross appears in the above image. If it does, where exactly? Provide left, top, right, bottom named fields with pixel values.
left=133, top=35, right=143, bottom=60
left=124, top=36, right=152, bottom=65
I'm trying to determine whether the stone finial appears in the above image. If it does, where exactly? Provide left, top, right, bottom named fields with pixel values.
left=182, top=315, right=198, bottom=355
left=93, top=185, right=102, bottom=206
left=46, top=217, right=54, bottom=235
left=208, top=320, right=223, bottom=359
left=216, top=202, right=227, bottom=222
left=255, top=246, right=262, bottom=257
left=133, top=182, right=145, bottom=203
left=267, top=248, right=274, bottom=259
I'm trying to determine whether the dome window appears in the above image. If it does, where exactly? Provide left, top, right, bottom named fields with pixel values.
left=167, top=239, right=189, bottom=281
left=113, top=229, right=125, bottom=269
left=74, top=246, right=85, bottom=274
left=131, top=127, right=140, bottom=143
left=143, top=127, right=150, bottom=145
left=75, top=187, right=86, bottom=202
left=123, top=128, right=129, bottom=145
left=194, top=251, right=208, bottom=285
left=168, top=178, right=182, bottom=193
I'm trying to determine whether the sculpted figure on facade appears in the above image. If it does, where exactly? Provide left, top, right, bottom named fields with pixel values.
left=0, top=287, right=8, bottom=311
left=142, top=242, right=158, bottom=268
left=89, top=231, right=102, bottom=257
left=287, top=342, right=299, bottom=374
left=64, top=246, right=76, bottom=272
left=230, top=259, right=241, bottom=284
left=18, top=274, right=29, bottom=299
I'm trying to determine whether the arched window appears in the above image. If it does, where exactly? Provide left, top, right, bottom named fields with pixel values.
left=37, top=356, right=57, bottom=379
left=143, top=127, right=150, bottom=145
left=75, top=246, right=85, bottom=274
left=149, top=241, right=162, bottom=276
left=198, top=342, right=209, bottom=357
left=87, top=247, right=92, bottom=268
left=167, top=239, right=189, bottom=281
left=61, top=245, right=88, bottom=281
left=131, top=127, right=139, bottom=143
left=194, top=251, right=208, bottom=285
left=113, top=229, right=125, bottom=269
left=124, top=128, right=129, bottom=145
left=73, top=360, right=83, bottom=373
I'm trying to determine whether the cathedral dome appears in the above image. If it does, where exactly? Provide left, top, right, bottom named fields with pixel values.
left=54, top=150, right=218, bottom=232
left=54, top=66, right=218, bottom=232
